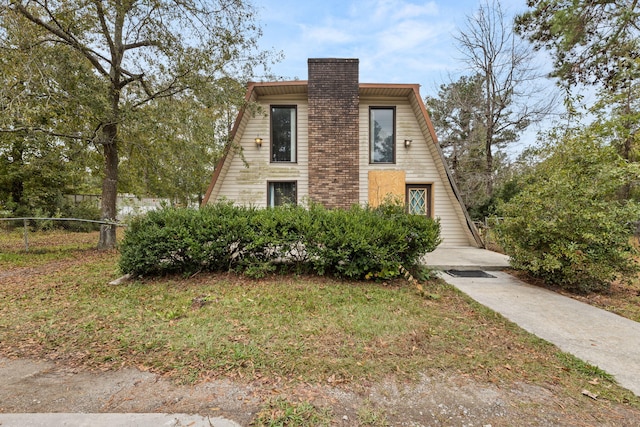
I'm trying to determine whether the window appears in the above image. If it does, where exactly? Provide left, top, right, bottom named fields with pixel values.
left=268, top=181, right=297, bottom=207
left=406, top=184, right=432, bottom=217
left=370, top=107, right=395, bottom=163
left=271, top=106, right=297, bottom=162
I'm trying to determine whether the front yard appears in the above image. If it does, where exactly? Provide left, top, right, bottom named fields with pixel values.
left=1, top=230, right=639, bottom=425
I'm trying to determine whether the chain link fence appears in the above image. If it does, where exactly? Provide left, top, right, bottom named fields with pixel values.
left=0, top=217, right=123, bottom=251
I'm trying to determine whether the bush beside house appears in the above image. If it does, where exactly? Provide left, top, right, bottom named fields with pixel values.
left=495, top=134, right=640, bottom=293
left=119, top=202, right=441, bottom=279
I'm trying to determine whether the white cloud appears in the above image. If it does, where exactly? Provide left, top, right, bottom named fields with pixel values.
left=368, top=0, right=439, bottom=22
left=299, top=24, right=355, bottom=45
left=256, top=0, right=477, bottom=85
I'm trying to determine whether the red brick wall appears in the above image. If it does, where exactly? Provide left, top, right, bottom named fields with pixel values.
left=307, top=58, right=360, bottom=208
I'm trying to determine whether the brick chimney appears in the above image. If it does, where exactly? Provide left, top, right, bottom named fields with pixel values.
left=307, top=58, right=360, bottom=208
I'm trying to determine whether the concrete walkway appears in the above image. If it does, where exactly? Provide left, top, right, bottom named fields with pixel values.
left=0, top=413, right=240, bottom=427
left=441, top=270, right=640, bottom=397
left=424, top=246, right=510, bottom=271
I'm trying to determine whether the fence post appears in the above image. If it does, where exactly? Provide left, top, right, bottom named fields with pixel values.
left=23, top=218, right=29, bottom=252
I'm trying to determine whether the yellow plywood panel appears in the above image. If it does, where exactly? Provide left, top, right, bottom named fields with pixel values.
left=368, top=171, right=406, bottom=207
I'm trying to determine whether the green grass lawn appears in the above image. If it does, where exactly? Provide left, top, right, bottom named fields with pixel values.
left=1, top=229, right=638, bottom=411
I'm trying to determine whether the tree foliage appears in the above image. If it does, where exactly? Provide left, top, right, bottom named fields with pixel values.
left=426, top=74, right=510, bottom=214
left=516, top=0, right=640, bottom=191
left=515, top=0, right=640, bottom=90
left=1, top=0, right=275, bottom=248
left=0, top=19, right=99, bottom=216
left=496, top=128, right=640, bottom=292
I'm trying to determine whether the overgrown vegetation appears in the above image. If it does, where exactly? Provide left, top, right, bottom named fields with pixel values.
left=119, top=202, right=441, bottom=280
left=496, top=131, right=640, bottom=293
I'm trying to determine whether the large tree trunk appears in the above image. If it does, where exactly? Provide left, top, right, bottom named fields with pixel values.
left=97, top=123, right=118, bottom=250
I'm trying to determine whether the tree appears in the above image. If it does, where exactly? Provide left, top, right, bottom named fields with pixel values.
left=515, top=0, right=639, bottom=186
left=2, top=0, right=273, bottom=248
left=515, top=0, right=640, bottom=90
left=426, top=74, right=505, bottom=212
left=0, top=17, right=99, bottom=216
left=119, top=78, right=244, bottom=206
left=496, top=127, right=640, bottom=292
left=426, top=75, right=484, bottom=181
left=454, top=0, right=554, bottom=197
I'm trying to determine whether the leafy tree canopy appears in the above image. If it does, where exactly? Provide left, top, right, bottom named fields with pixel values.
left=515, top=0, right=640, bottom=89
left=1, top=0, right=278, bottom=248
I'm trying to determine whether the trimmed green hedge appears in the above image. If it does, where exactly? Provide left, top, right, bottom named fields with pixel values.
left=119, top=202, right=441, bottom=279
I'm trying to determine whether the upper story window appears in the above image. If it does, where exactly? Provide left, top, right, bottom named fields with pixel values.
left=370, top=107, right=395, bottom=163
left=271, top=106, right=297, bottom=162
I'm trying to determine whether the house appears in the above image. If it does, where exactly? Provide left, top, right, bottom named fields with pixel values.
left=202, top=58, right=482, bottom=248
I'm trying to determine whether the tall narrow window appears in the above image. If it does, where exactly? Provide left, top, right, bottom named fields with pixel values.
left=406, top=184, right=432, bottom=217
left=271, top=106, right=297, bottom=162
left=370, top=107, right=395, bottom=163
left=268, top=181, right=297, bottom=207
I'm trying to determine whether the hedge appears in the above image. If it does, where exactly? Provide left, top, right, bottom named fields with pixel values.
left=119, top=201, right=441, bottom=279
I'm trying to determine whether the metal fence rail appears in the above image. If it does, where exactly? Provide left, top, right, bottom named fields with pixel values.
left=0, top=217, right=124, bottom=251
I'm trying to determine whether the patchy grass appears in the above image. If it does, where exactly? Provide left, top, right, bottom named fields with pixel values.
left=357, top=400, right=389, bottom=426
left=0, top=229, right=102, bottom=268
left=253, top=398, right=333, bottom=427
left=0, top=231, right=638, bottom=413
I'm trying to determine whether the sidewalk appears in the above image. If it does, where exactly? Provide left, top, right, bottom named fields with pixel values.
left=0, top=413, right=240, bottom=427
left=441, top=270, right=640, bottom=397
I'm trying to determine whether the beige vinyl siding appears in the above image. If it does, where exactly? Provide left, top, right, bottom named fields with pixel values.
left=359, top=96, right=475, bottom=247
left=215, top=94, right=309, bottom=207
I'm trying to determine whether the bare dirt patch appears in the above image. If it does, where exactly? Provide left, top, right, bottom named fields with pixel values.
left=2, top=357, right=639, bottom=426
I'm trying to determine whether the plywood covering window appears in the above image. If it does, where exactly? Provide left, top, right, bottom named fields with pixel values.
left=406, top=184, right=432, bottom=217
left=271, top=106, right=297, bottom=162
left=368, top=170, right=406, bottom=207
left=268, top=181, right=297, bottom=207
left=370, top=107, right=395, bottom=163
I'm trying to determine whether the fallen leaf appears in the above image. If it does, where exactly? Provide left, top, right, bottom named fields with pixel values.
left=582, top=389, right=598, bottom=400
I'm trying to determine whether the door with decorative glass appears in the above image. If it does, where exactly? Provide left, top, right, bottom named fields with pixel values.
left=406, top=184, right=432, bottom=217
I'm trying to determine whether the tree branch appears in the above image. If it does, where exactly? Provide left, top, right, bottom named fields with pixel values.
left=0, top=126, right=92, bottom=143
left=11, top=2, right=110, bottom=78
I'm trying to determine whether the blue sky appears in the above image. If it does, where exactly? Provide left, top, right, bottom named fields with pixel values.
left=253, top=0, right=538, bottom=99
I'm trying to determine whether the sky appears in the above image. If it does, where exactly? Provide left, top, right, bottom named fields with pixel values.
left=252, top=0, right=544, bottom=99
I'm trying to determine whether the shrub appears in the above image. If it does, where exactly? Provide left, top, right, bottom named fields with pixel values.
left=59, top=200, right=102, bottom=232
left=495, top=133, right=640, bottom=293
left=119, top=201, right=441, bottom=279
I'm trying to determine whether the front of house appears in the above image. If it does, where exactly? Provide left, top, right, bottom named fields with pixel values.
left=203, top=58, right=481, bottom=248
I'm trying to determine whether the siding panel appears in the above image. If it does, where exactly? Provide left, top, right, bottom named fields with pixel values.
left=359, top=97, right=473, bottom=246
left=216, top=95, right=309, bottom=207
